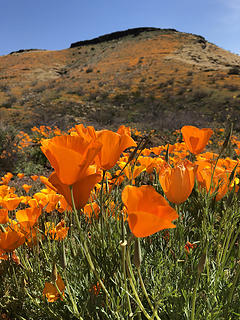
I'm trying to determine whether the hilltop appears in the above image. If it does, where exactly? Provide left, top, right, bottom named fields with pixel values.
left=0, top=27, right=240, bottom=131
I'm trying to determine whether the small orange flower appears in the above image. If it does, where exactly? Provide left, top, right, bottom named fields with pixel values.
left=0, top=172, right=13, bottom=185
left=0, top=228, right=25, bottom=252
left=181, top=125, right=213, bottom=155
left=83, top=202, right=100, bottom=219
left=45, top=220, right=69, bottom=240
left=89, top=281, right=102, bottom=296
left=22, top=184, right=32, bottom=193
left=17, top=173, right=25, bottom=179
left=30, top=175, right=39, bottom=181
left=1, top=197, right=21, bottom=211
left=43, top=273, right=65, bottom=302
left=138, top=156, right=159, bottom=174
left=45, top=193, right=61, bottom=213
left=118, top=161, right=146, bottom=184
left=196, top=164, right=231, bottom=201
left=122, top=185, right=178, bottom=237
left=0, top=249, right=20, bottom=264
left=184, top=241, right=197, bottom=253
left=28, top=198, right=39, bottom=208
left=16, top=207, right=42, bottom=230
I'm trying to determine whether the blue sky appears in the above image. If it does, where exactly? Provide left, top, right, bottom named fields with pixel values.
left=1, top=0, right=240, bottom=56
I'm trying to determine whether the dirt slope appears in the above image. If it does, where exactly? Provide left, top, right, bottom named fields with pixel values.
left=0, top=27, right=240, bottom=131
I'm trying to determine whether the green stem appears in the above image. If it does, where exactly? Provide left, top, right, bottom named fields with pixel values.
left=120, top=212, right=132, bottom=315
left=222, top=224, right=239, bottom=268
left=70, top=186, right=111, bottom=308
left=137, top=267, right=161, bottom=320
left=191, top=272, right=200, bottom=320
left=207, top=153, right=221, bottom=199
left=70, top=185, right=83, bottom=235
left=81, top=240, right=110, bottom=298
left=227, top=250, right=240, bottom=306
left=11, top=259, right=20, bottom=292
left=128, top=275, right=152, bottom=320
left=220, top=226, right=234, bottom=267
left=70, top=186, right=111, bottom=301
left=100, top=170, right=106, bottom=216
left=63, top=269, right=82, bottom=319
left=126, top=240, right=155, bottom=319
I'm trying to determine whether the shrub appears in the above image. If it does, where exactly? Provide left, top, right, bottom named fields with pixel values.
left=0, top=124, right=17, bottom=170
left=228, top=66, right=240, bottom=75
left=1, top=95, right=17, bottom=108
left=86, top=67, right=93, bottom=73
left=223, top=84, right=239, bottom=92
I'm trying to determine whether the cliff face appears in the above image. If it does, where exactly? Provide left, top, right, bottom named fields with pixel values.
left=0, top=28, right=240, bottom=131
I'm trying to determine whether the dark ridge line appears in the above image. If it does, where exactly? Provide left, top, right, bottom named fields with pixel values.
left=70, top=27, right=178, bottom=48
left=9, top=48, right=45, bottom=55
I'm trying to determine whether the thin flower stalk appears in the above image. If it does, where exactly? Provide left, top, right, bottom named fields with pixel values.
left=70, top=185, right=111, bottom=301
left=137, top=266, right=161, bottom=320
left=120, top=209, right=132, bottom=315
left=227, top=251, right=240, bottom=307
left=126, top=248, right=152, bottom=320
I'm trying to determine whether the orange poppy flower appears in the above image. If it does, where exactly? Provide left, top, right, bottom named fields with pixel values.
left=1, top=197, right=21, bottom=211
left=48, top=168, right=101, bottom=210
left=89, top=280, right=103, bottom=296
left=17, top=173, right=25, bottom=179
left=0, top=228, right=26, bottom=252
left=28, top=198, right=39, bottom=208
left=22, top=184, right=32, bottom=193
left=41, top=135, right=102, bottom=185
left=184, top=241, right=197, bottom=253
left=45, top=193, right=61, bottom=213
left=43, top=273, right=65, bottom=302
left=0, top=185, right=12, bottom=198
left=39, top=176, right=58, bottom=193
left=118, top=161, right=145, bottom=184
left=108, top=169, right=125, bottom=187
left=0, top=209, right=9, bottom=224
left=0, top=172, right=13, bottom=185
left=16, top=207, right=42, bottom=230
left=57, top=196, right=72, bottom=213
left=159, top=161, right=197, bottom=204
left=122, top=185, right=178, bottom=237
left=96, top=130, right=137, bottom=171
left=138, top=156, right=164, bottom=174
left=0, top=249, right=20, bottom=264
left=45, top=220, right=69, bottom=240
left=75, top=124, right=96, bottom=142
left=83, top=202, right=100, bottom=219
left=196, top=164, right=231, bottom=201
left=181, top=125, right=213, bottom=155
left=30, top=175, right=39, bottom=181
left=117, top=125, right=131, bottom=136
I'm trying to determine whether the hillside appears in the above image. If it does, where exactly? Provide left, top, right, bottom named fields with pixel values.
left=0, top=27, right=240, bottom=131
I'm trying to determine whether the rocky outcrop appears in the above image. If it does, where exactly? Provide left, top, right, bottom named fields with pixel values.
left=70, top=27, right=178, bottom=48
left=9, top=49, right=45, bottom=55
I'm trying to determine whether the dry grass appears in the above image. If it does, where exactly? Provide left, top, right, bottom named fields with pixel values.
left=0, top=29, right=240, bottom=131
